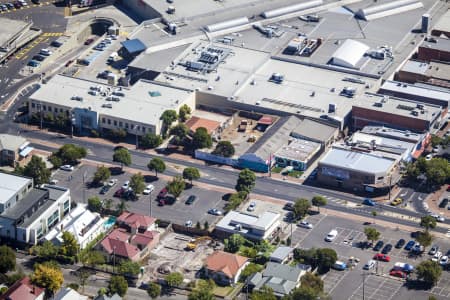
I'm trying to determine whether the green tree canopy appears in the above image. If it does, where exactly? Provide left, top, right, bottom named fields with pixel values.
left=224, top=233, right=246, bottom=253
left=420, top=215, right=437, bottom=231
left=87, top=196, right=103, bottom=213
left=311, top=196, right=327, bottom=212
left=179, top=104, right=192, bottom=122
left=212, top=141, right=235, bottom=157
left=235, top=168, right=256, bottom=194
left=23, top=155, right=51, bottom=185
left=118, top=260, right=141, bottom=276
left=192, top=127, right=213, bottom=149
left=80, top=250, right=105, bottom=267
left=147, top=157, right=166, bottom=178
left=113, top=148, right=131, bottom=170
left=31, top=263, right=64, bottom=294
left=314, top=248, right=337, bottom=273
left=300, top=272, right=324, bottom=293
left=147, top=282, right=161, bottom=299
left=240, top=263, right=263, bottom=282
left=425, top=157, right=450, bottom=186
left=52, top=144, right=87, bottom=165
left=116, top=200, right=128, bottom=215
left=165, top=272, right=183, bottom=288
left=293, top=198, right=311, bottom=219
left=188, top=279, right=215, bottom=300
left=416, top=230, right=434, bottom=249
left=160, top=110, right=178, bottom=137
left=60, top=231, right=79, bottom=258
left=364, top=227, right=381, bottom=244
left=92, top=165, right=111, bottom=185
left=416, top=260, right=442, bottom=286
left=0, top=246, right=16, bottom=274
left=170, top=123, right=189, bottom=139
left=34, top=241, right=59, bottom=261
left=286, top=285, right=319, bottom=300
left=182, top=167, right=201, bottom=185
left=250, top=286, right=276, bottom=300
left=108, top=275, right=128, bottom=297
left=167, top=175, right=185, bottom=199
left=130, top=172, right=146, bottom=195
left=140, top=133, right=163, bottom=149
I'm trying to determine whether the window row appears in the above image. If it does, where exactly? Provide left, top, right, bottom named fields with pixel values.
left=101, top=117, right=148, bottom=133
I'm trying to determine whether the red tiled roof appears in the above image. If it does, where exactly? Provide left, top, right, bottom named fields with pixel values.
left=131, top=230, right=159, bottom=246
left=185, top=116, right=220, bottom=135
left=0, top=277, right=45, bottom=300
left=100, top=228, right=140, bottom=259
left=117, top=211, right=155, bottom=229
left=206, top=251, right=248, bottom=279
left=258, top=115, right=274, bottom=125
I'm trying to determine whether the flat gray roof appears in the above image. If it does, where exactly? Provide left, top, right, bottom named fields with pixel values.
left=274, top=139, right=321, bottom=162
left=379, top=80, right=450, bottom=105
left=319, top=147, right=396, bottom=174
left=216, top=210, right=280, bottom=232
left=2, top=189, right=48, bottom=221
left=128, top=44, right=191, bottom=73
left=420, top=36, right=450, bottom=52
left=361, top=126, right=424, bottom=143
left=30, top=75, right=193, bottom=127
left=291, top=119, right=338, bottom=142
left=0, top=134, right=27, bottom=151
left=433, top=8, right=450, bottom=34
left=0, top=173, right=31, bottom=205
left=400, top=60, right=450, bottom=81
left=0, top=17, right=30, bottom=48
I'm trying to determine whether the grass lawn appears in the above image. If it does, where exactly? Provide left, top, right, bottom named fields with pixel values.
left=288, top=170, right=303, bottom=178
left=213, top=285, right=234, bottom=297
left=271, top=166, right=283, bottom=173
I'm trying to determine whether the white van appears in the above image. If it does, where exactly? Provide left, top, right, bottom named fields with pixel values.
left=325, top=229, right=338, bottom=242
left=108, top=52, right=118, bottom=63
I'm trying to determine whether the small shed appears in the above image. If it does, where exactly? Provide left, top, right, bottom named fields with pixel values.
left=269, top=246, right=294, bottom=264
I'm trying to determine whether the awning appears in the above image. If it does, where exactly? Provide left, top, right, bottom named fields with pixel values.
left=19, top=141, right=30, bottom=151
left=19, top=146, right=34, bottom=157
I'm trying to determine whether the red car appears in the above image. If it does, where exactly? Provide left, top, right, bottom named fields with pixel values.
left=158, top=199, right=165, bottom=206
left=84, top=38, right=94, bottom=45
left=114, top=188, right=125, bottom=198
left=373, top=253, right=390, bottom=262
left=158, top=187, right=168, bottom=199
left=390, top=270, right=407, bottom=279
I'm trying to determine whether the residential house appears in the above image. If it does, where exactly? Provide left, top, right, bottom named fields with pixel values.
left=53, top=287, right=88, bottom=300
left=249, top=262, right=304, bottom=298
left=269, top=246, right=293, bottom=264
left=205, top=250, right=249, bottom=285
left=116, top=211, right=156, bottom=234
left=0, top=277, right=44, bottom=300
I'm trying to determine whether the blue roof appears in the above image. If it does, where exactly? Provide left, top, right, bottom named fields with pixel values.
left=121, top=39, right=146, bottom=55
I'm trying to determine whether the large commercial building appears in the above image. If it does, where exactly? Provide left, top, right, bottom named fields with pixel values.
left=0, top=174, right=71, bottom=245
left=29, top=75, right=195, bottom=136
left=395, top=60, right=450, bottom=89
left=418, top=37, right=450, bottom=62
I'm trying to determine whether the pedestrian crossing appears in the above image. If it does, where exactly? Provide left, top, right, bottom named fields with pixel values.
left=41, top=32, right=65, bottom=37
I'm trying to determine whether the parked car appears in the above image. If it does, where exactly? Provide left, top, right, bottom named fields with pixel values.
left=27, top=60, right=40, bottom=67
left=439, top=198, right=449, bottom=208
left=381, top=244, right=393, bottom=254
left=208, top=208, right=223, bottom=216
left=107, top=179, right=118, bottom=187
left=426, top=153, right=433, bottom=160
left=298, top=221, right=313, bottom=229
left=100, top=185, right=110, bottom=195
left=429, top=245, right=439, bottom=255
left=114, top=188, right=125, bottom=198
left=122, top=181, right=130, bottom=189
left=412, top=243, right=424, bottom=254
left=5, top=3, right=14, bottom=9
left=332, top=261, right=347, bottom=271
left=431, top=214, right=445, bottom=222
left=32, top=55, right=45, bottom=61
left=283, top=202, right=294, bottom=211
left=97, top=70, right=112, bottom=79
left=390, top=197, right=402, bottom=206
left=373, top=253, right=390, bottom=262
left=247, top=201, right=256, bottom=212
left=431, top=251, right=443, bottom=262
left=49, top=179, right=58, bottom=185
left=440, top=256, right=449, bottom=266
left=373, top=241, right=384, bottom=251
left=39, top=48, right=52, bottom=56
left=13, top=2, right=22, bottom=8
left=404, top=240, right=416, bottom=251
left=389, top=270, right=407, bottom=279
left=157, top=187, right=168, bottom=199
left=51, top=40, right=63, bottom=47
left=358, top=241, right=373, bottom=250
left=393, top=262, right=414, bottom=273
left=325, top=229, right=338, bottom=242
left=185, top=220, right=193, bottom=227
left=143, top=184, right=154, bottom=195
left=363, top=260, right=376, bottom=270
left=84, top=38, right=94, bottom=45
left=395, top=239, right=405, bottom=249
left=185, top=195, right=197, bottom=205
left=60, top=165, right=74, bottom=171
left=158, top=199, right=166, bottom=206
left=362, top=198, right=376, bottom=206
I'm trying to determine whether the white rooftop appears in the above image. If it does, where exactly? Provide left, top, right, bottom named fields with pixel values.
left=330, top=39, right=370, bottom=69
left=0, top=173, right=31, bottom=205
left=216, top=210, right=280, bottom=233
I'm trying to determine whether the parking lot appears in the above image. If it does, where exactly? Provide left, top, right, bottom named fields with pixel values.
left=430, top=271, right=450, bottom=298
left=349, top=275, right=403, bottom=300
left=51, top=163, right=228, bottom=226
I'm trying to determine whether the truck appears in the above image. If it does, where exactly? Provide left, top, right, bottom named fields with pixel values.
left=238, top=119, right=248, bottom=132
left=393, top=262, right=414, bottom=273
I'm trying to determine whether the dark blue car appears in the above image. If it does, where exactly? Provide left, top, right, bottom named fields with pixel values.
left=362, top=198, right=376, bottom=206
left=404, top=240, right=415, bottom=251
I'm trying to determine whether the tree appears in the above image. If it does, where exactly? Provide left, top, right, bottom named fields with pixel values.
left=425, top=158, right=450, bottom=186
left=240, top=263, right=263, bottom=282
left=203, top=221, right=209, bottom=230
left=118, top=260, right=141, bottom=276
left=104, top=199, right=113, bottom=211
left=80, top=250, right=105, bottom=267
left=92, top=165, right=110, bottom=185
left=212, top=141, right=235, bottom=157
left=147, top=282, right=161, bottom=299
left=23, top=155, right=51, bottom=185
left=167, top=175, right=185, bottom=199
left=224, top=233, right=246, bottom=253
left=287, top=286, right=319, bottom=300
left=116, top=200, right=128, bottom=215
left=300, top=272, right=324, bottom=293
left=113, top=148, right=131, bottom=171
left=165, top=272, right=183, bottom=288
left=293, top=198, right=311, bottom=219
left=52, top=144, right=87, bottom=165
left=188, top=279, right=215, bottom=300
left=107, top=128, right=127, bottom=142
left=416, top=230, right=433, bottom=249
left=430, top=135, right=442, bottom=147
left=178, top=104, right=191, bottom=122
left=130, top=172, right=145, bottom=195
left=140, top=133, right=163, bottom=149
left=60, top=231, right=79, bottom=258
left=416, top=260, right=442, bottom=286
left=0, top=246, right=15, bottom=274
left=108, top=275, right=128, bottom=297
left=147, top=157, right=166, bottom=178
left=420, top=215, right=437, bottom=231
left=250, top=286, right=276, bottom=300
left=76, top=269, right=90, bottom=293
left=192, top=127, right=212, bottom=149
left=311, top=196, right=327, bottom=213
left=97, top=287, right=107, bottom=296
left=364, top=227, right=381, bottom=244
left=34, top=241, right=59, bottom=261
left=182, top=167, right=200, bottom=185
left=31, top=263, right=64, bottom=295
left=160, top=110, right=178, bottom=137
left=88, top=196, right=103, bottom=213
left=314, top=248, right=337, bottom=273
left=170, top=123, right=189, bottom=139
left=235, top=168, right=256, bottom=194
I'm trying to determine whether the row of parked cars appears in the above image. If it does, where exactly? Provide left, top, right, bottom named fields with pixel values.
left=0, top=0, right=40, bottom=11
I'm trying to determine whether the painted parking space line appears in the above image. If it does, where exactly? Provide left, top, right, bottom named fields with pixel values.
left=349, top=275, right=403, bottom=300
left=15, top=36, right=49, bottom=60
left=322, top=269, right=350, bottom=294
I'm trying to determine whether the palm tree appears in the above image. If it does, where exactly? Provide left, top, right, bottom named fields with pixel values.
left=116, top=200, right=127, bottom=215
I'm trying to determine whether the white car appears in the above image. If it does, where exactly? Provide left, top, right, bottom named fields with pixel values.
left=49, top=179, right=59, bottom=185
left=185, top=220, right=193, bottom=227
left=429, top=245, right=439, bottom=255
left=60, top=165, right=74, bottom=171
left=143, top=184, right=155, bottom=195
left=431, top=214, right=445, bottom=222
left=431, top=251, right=442, bottom=262
left=363, top=260, right=376, bottom=270
left=325, top=229, right=338, bottom=242
left=208, top=208, right=223, bottom=216
left=298, top=221, right=313, bottom=229
left=40, top=48, right=52, bottom=56
left=432, top=146, right=440, bottom=153
left=426, top=154, right=433, bottom=160
left=107, top=179, right=118, bottom=187
left=247, top=202, right=256, bottom=212
left=439, top=256, right=449, bottom=266
left=122, top=181, right=130, bottom=189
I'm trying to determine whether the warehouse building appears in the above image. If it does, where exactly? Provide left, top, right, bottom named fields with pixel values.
left=417, top=37, right=450, bottom=62
left=395, top=60, right=450, bottom=89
